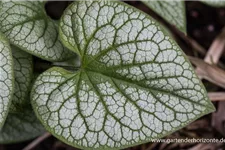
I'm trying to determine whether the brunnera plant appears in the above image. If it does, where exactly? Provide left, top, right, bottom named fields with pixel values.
left=0, top=0, right=216, bottom=149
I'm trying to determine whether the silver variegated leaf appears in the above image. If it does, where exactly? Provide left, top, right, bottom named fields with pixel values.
left=0, top=48, right=44, bottom=143
left=0, top=33, right=13, bottom=129
left=0, top=1, right=73, bottom=62
left=32, top=1, right=214, bottom=149
left=142, top=0, right=186, bottom=33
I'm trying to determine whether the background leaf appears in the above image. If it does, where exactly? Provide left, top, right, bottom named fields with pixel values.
left=0, top=109, right=45, bottom=144
left=0, top=48, right=45, bottom=143
left=201, top=0, right=225, bottom=7
left=32, top=1, right=214, bottom=149
left=142, top=0, right=186, bottom=33
left=0, top=1, right=73, bottom=62
left=0, top=33, right=13, bottom=129
left=10, top=47, right=33, bottom=112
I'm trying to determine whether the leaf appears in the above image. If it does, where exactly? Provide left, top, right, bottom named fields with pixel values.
left=0, top=48, right=44, bottom=143
left=32, top=1, right=215, bottom=149
left=0, top=1, right=73, bottom=62
left=141, top=0, right=186, bottom=33
left=201, top=0, right=225, bottom=7
left=10, top=47, right=33, bottom=112
left=0, top=109, right=45, bottom=144
left=0, top=33, right=13, bottom=129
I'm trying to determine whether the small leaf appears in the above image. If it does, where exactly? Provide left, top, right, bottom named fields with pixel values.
left=10, top=47, right=33, bottom=112
left=32, top=1, right=214, bottom=149
left=142, top=0, right=186, bottom=33
left=0, top=1, right=73, bottom=62
left=0, top=109, right=45, bottom=144
left=201, top=0, right=225, bottom=7
left=0, top=33, right=13, bottom=129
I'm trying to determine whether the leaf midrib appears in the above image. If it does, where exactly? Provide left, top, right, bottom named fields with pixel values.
left=82, top=68, right=212, bottom=110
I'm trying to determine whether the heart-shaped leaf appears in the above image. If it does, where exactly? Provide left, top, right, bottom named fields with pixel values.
left=0, top=109, right=45, bottom=144
left=10, top=47, right=33, bottom=112
left=201, top=0, right=225, bottom=7
left=32, top=1, right=215, bottom=149
left=0, top=1, right=73, bottom=62
left=0, top=33, right=13, bottom=129
left=142, top=1, right=186, bottom=33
